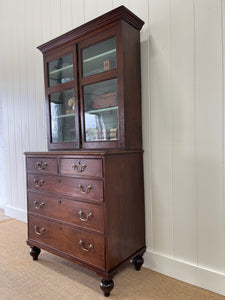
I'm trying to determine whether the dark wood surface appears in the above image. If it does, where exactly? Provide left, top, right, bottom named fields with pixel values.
left=122, top=21, right=143, bottom=150
left=104, top=151, right=145, bottom=271
left=25, top=149, right=143, bottom=156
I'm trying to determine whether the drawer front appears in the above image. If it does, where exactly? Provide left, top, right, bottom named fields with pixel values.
left=27, top=174, right=103, bottom=202
left=27, top=157, right=57, bottom=174
left=60, top=158, right=102, bottom=178
left=28, top=215, right=105, bottom=269
left=28, top=192, right=104, bottom=232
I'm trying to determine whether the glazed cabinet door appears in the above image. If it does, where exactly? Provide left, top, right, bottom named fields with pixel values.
left=44, top=46, right=80, bottom=150
left=78, top=25, right=125, bottom=150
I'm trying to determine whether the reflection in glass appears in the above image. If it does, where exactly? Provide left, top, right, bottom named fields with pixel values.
left=83, top=79, right=118, bottom=142
left=82, top=37, right=116, bottom=77
left=48, top=53, right=74, bottom=87
left=50, top=89, right=76, bottom=143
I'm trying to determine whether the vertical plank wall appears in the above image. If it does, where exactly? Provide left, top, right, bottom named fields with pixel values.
left=0, top=0, right=225, bottom=296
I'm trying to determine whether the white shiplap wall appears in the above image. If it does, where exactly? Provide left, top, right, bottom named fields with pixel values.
left=0, top=0, right=225, bottom=296
left=0, top=91, right=5, bottom=209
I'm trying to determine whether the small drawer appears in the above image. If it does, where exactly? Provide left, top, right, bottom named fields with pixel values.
left=28, top=215, right=105, bottom=270
left=28, top=192, right=104, bottom=233
left=60, top=158, right=102, bottom=178
left=27, top=157, right=57, bottom=174
left=27, top=174, right=103, bottom=202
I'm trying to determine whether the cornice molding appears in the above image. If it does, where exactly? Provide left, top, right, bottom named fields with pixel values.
left=37, top=6, right=144, bottom=54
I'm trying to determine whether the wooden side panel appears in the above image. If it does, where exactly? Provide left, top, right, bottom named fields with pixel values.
left=122, top=21, right=142, bottom=150
left=104, top=152, right=145, bottom=271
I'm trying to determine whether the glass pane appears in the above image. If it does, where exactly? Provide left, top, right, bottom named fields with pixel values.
left=82, top=37, right=117, bottom=77
left=48, top=53, right=73, bottom=87
left=50, top=89, right=76, bottom=143
left=83, top=79, right=118, bottom=142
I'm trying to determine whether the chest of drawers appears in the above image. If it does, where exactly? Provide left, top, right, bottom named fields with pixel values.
left=25, top=151, right=145, bottom=296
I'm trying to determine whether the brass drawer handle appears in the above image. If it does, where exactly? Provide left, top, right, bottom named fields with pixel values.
left=36, top=161, right=48, bottom=170
left=34, top=179, right=44, bottom=187
left=78, top=184, right=92, bottom=194
left=78, top=211, right=93, bottom=222
left=34, top=201, right=45, bottom=209
left=34, top=225, right=45, bottom=235
left=72, top=163, right=87, bottom=172
left=78, top=240, right=93, bottom=252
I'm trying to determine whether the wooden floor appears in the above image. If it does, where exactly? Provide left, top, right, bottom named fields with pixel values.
left=0, top=211, right=224, bottom=299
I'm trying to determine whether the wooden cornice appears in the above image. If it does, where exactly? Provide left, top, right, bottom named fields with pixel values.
left=37, top=6, right=144, bottom=54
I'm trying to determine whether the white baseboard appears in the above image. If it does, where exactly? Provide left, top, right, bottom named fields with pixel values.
left=143, top=249, right=225, bottom=296
left=4, top=205, right=27, bottom=223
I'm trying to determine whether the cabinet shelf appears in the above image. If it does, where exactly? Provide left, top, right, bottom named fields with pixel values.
left=83, top=49, right=116, bottom=63
left=86, top=106, right=118, bottom=114
left=56, top=113, right=75, bottom=118
left=50, top=64, right=73, bottom=75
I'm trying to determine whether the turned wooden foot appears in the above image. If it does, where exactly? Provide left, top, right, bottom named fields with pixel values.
left=100, top=279, right=114, bottom=297
left=29, top=246, right=41, bottom=261
left=131, top=255, right=144, bottom=271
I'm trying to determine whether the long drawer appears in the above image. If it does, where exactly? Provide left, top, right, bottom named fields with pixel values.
left=28, top=192, right=104, bottom=233
left=28, top=215, right=105, bottom=270
left=27, top=174, right=103, bottom=202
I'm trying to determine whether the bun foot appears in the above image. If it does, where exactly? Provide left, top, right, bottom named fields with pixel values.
left=29, top=246, right=41, bottom=261
left=131, top=255, right=144, bottom=271
left=100, top=279, right=114, bottom=297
